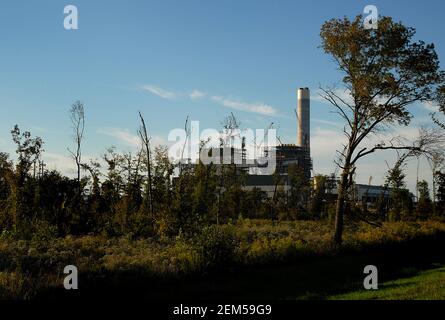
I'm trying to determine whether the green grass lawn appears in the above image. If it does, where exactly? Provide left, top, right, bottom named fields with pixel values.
left=331, top=266, right=445, bottom=300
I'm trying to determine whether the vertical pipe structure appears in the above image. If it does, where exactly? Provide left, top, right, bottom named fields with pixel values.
left=297, top=87, right=310, bottom=150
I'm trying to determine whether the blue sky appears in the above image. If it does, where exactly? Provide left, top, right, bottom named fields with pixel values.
left=0, top=0, right=444, bottom=191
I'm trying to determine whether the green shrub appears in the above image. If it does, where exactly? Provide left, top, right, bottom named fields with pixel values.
left=0, top=229, right=19, bottom=240
left=192, top=225, right=240, bottom=270
left=30, top=220, right=58, bottom=243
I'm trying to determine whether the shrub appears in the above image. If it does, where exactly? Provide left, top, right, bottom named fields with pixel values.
left=0, top=271, right=27, bottom=299
left=192, top=225, right=240, bottom=270
left=30, top=220, right=58, bottom=244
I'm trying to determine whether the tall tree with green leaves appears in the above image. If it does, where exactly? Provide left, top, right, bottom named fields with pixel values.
left=437, top=171, right=445, bottom=215
left=288, top=164, right=310, bottom=218
left=417, top=180, right=432, bottom=219
left=320, top=16, right=445, bottom=244
left=0, top=153, right=13, bottom=228
left=311, top=175, right=328, bottom=219
left=385, top=162, right=413, bottom=221
left=10, top=126, right=44, bottom=230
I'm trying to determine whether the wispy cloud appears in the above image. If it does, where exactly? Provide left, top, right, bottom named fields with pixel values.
left=211, top=96, right=278, bottom=116
left=98, top=127, right=140, bottom=147
left=314, top=88, right=394, bottom=107
left=422, top=101, right=440, bottom=112
left=312, top=118, right=343, bottom=128
left=140, top=84, right=278, bottom=117
left=312, top=88, right=354, bottom=106
left=189, top=90, right=206, bottom=100
left=31, top=126, right=48, bottom=133
left=43, top=152, right=78, bottom=176
left=142, top=85, right=177, bottom=100
left=311, top=127, right=346, bottom=158
left=98, top=127, right=168, bottom=148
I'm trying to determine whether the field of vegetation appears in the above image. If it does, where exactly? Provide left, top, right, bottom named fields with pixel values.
left=1, top=219, right=445, bottom=300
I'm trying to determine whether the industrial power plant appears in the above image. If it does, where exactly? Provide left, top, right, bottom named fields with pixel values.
left=181, top=88, right=313, bottom=198
left=242, top=87, right=313, bottom=197
left=182, top=87, right=394, bottom=204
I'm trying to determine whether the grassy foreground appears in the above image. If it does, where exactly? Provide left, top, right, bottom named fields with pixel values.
left=1, top=220, right=445, bottom=299
left=331, top=266, right=445, bottom=300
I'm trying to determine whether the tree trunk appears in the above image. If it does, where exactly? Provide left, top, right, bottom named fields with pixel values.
left=432, top=170, right=437, bottom=216
left=77, top=160, right=81, bottom=186
left=138, top=112, right=153, bottom=217
left=333, top=144, right=354, bottom=245
left=333, top=171, right=348, bottom=245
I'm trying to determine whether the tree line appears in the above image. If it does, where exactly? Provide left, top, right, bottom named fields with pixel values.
left=0, top=105, right=444, bottom=240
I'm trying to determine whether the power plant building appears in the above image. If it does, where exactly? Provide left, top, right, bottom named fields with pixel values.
left=182, top=87, right=313, bottom=197
left=181, top=87, right=405, bottom=203
left=243, top=88, right=312, bottom=195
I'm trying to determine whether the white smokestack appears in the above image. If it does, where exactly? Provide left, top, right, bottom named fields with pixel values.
left=297, top=87, right=310, bottom=150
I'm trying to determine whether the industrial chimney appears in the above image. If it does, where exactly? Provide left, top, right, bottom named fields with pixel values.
left=297, top=87, right=310, bottom=150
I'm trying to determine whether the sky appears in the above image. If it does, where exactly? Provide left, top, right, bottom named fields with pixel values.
left=0, top=0, right=444, bottom=192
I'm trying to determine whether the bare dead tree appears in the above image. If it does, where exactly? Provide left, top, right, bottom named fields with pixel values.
left=68, top=101, right=85, bottom=196
left=179, top=115, right=190, bottom=175
left=134, top=147, right=143, bottom=185
left=138, top=111, right=153, bottom=217
left=220, top=112, right=241, bottom=147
